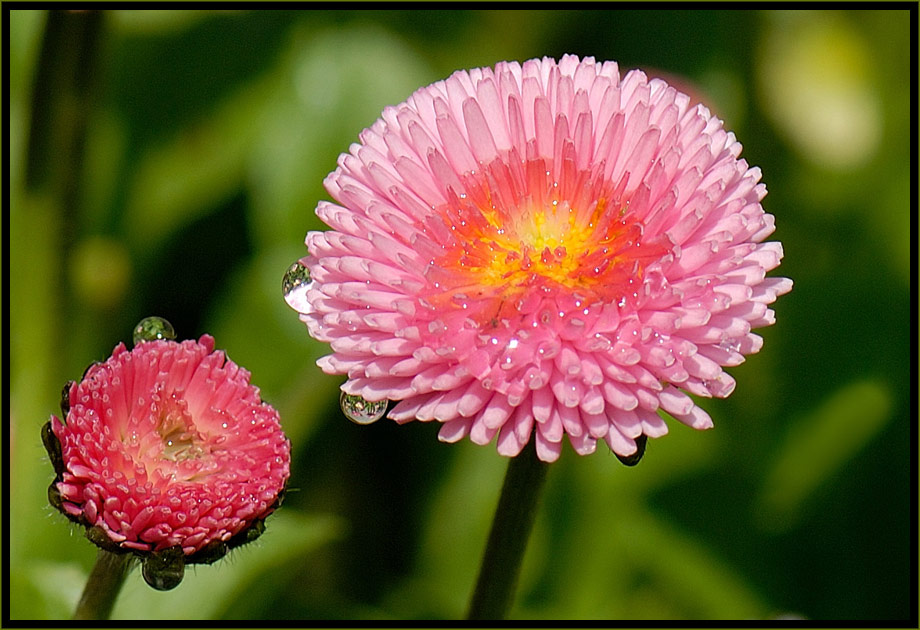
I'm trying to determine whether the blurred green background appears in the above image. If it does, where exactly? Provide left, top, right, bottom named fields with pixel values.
left=7, top=8, right=913, bottom=621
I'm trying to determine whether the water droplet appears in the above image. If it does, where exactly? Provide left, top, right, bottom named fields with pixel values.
left=282, top=261, right=312, bottom=311
left=615, top=434, right=648, bottom=467
left=133, top=317, right=176, bottom=345
left=340, top=392, right=387, bottom=425
left=143, top=546, right=185, bottom=591
left=719, top=337, right=742, bottom=353
left=463, top=318, right=479, bottom=330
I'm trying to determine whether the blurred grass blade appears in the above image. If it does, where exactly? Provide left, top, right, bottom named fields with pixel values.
left=26, top=10, right=103, bottom=195
left=616, top=510, right=769, bottom=619
left=757, top=379, right=893, bottom=531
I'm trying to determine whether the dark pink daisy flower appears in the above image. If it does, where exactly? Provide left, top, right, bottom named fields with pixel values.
left=44, top=331, right=290, bottom=585
left=288, top=55, right=791, bottom=463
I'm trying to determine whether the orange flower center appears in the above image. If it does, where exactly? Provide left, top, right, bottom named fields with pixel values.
left=423, top=159, right=664, bottom=322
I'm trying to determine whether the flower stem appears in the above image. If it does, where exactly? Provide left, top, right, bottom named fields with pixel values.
left=72, top=549, right=132, bottom=620
left=467, top=440, right=550, bottom=620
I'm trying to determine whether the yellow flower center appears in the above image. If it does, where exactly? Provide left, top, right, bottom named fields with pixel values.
left=423, top=164, right=657, bottom=325
left=469, top=197, right=615, bottom=292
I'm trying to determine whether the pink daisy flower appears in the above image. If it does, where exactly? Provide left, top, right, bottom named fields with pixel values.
left=289, top=55, right=792, bottom=463
left=44, top=331, right=290, bottom=587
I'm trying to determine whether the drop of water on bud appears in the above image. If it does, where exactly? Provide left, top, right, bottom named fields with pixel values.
left=133, top=316, right=176, bottom=346
left=282, top=261, right=312, bottom=311
left=340, top=391, right=387, bottom=425
left=142, top=546, right=185, bottom=591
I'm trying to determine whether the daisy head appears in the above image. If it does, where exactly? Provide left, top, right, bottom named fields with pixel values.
left=288, top=55, right=791, bottom=463
left=45, top=324, right=290, bottom=588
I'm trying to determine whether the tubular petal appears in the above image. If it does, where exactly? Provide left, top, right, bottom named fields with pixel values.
left=291, top=55, right=790, bottom=461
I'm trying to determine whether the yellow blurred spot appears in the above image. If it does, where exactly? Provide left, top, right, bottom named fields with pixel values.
left=758, top=12, right=881, bottom=170
left=756, top=379, right=892, bottom=532
left=69, top=236, right=132, bottom=310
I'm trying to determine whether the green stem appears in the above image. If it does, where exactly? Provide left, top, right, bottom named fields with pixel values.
left=25, top=9, right=105, bottom=379
left=27, top=9, right=104, bottom=197
left=467, top=439, right=550, bottom=620
left=72, top=549, right=133, bottom=620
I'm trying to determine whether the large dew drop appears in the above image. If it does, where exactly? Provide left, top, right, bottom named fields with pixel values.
left=133, top=316, right=177, bottom=346
left=142, top=546, right=185, bottom=591
left=282, top=261, right=312, bottom=312
left=340, top=391, right=387, bottom=425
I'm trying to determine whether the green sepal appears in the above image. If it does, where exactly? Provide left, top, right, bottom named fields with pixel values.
left=41, top=419, right=65, bottom=478
left=59, top=380, right=75, bottom=417
left=86, top=526, right=125, bottom=553
left=187, top=539, right=229, bottom=565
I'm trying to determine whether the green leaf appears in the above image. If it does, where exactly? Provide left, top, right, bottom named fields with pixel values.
left=756, top=379, right=893, bottom=531
left=121, top=74, right=273, bottom=260
left=244, top=22, right=435, bottom=250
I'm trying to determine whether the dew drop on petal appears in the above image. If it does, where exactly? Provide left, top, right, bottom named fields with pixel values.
left=282, top=261, right=312, bottom=311
left=133, top=317, right=176, bottom=346
left=719, top=337, right=742, bottom=353
left=339, top=391, right=387, bottom=425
